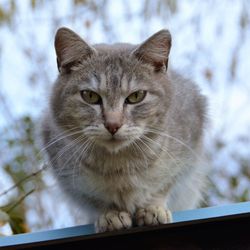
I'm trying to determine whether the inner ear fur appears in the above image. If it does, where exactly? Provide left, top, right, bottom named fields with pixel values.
left=132, top=29, right=172, bottom=71
left=55, top=27, right=96, bottom=73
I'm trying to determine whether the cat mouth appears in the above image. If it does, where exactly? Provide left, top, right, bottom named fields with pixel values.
left=108, top=136, right=125, bottom=143
left=93, top=132, right=135, bottom=151
left=101, top=136, right=132, bottom=153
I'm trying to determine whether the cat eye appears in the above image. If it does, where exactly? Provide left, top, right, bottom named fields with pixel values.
left=125, top=90, right=147, bottom=104
left=80, top=90, right=102, bottom=105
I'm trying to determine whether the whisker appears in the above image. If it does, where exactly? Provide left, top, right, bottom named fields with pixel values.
left=39, top=128, right=83, bottom=155
left=144, top=126, right=206, bottom=166
left=141, top=134, right=181, bottom=169
left=45, top=134, right=87, bottom=173
left=72, top=139, right=94, bottom=187
left=43, top=126, right=81, bottom=143
left=130, top=140, right=148, bottom=168
left=137, top=137, right=157, bottom=157
left=52, top=135, right=89, bottom=178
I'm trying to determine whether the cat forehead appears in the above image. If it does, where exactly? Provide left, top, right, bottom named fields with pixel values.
left=75, top=48, right=149, bottom=85
left=92, top=43, right=139, bottom=70
left=73, top=43, right=154, bottom=91
left=89, top=72, right=137, bottom=94
left=72, top=45, right=138, bottom=78
left=93, top=43, right=136, bottom=54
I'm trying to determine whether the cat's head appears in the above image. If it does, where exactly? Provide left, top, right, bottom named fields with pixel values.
left=51, top=27, right=172, bottom=153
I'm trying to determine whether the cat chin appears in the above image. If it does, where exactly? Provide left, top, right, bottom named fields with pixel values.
left=97, top=138, right=133, bottom=154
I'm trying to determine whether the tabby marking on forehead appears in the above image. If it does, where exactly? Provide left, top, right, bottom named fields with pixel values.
left=99, top=73, right=106, bottom=92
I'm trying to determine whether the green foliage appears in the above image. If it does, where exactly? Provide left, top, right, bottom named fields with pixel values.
left=0, top=189, right=35, bottom=234
left=0, top=0, right=46, bottom=26
left=0, top=0, right=16, bottom=25
left=0, top=116, right=44, bottom=234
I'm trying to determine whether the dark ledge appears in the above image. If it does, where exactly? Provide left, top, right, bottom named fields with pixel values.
left=1, top=201, right=250, bottom=249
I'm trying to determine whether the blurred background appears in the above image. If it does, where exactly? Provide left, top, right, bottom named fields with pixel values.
left=0, top=0, right=250, bottom=235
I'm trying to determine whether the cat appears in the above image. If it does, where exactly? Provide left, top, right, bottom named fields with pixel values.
left=41, top=27, right=208, bottom=233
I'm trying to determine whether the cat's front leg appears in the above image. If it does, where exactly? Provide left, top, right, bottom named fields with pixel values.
left=95, top=210, right=132, bottom=233
left=135, top=205, right=172, bottom=227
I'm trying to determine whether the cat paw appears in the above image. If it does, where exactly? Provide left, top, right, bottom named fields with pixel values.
left=95, top=210, right=132, bottom=233
left=135, top=205, right=172, bottom=227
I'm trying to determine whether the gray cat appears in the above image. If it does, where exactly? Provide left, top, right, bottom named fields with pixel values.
left=41, top=27, right=208, bottom=232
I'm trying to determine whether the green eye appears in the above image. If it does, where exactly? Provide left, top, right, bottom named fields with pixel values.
left=125, top=90, right=147, bottom=104
left=80, top=90, right=102, bottom=104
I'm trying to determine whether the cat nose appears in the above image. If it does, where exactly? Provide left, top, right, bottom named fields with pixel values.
left=104, top=122, right=122, bottom=135
left=104, top=111, right=123, bottom=135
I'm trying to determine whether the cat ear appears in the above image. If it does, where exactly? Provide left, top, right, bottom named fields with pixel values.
left=55, top=27, right=96, bottom=73
left=132, top=29, right=172, bottom=72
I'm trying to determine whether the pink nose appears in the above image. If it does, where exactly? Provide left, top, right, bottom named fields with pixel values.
left=105, top=122, right=121, bottom=135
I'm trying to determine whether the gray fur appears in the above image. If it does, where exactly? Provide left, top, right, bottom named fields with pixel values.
left=42, top=27, right=208, bottom=228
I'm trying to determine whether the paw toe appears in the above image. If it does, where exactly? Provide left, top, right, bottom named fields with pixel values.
left=96, top=210, right=132, bottom=233
left=135, top=205, right=172, bottom=227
